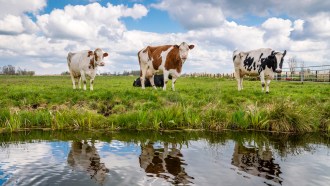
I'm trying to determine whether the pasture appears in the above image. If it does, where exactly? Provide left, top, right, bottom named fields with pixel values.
left=0, top=75, right=329, bottom=132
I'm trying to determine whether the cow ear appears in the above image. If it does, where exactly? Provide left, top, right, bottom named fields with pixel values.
left=88, top=51, right=93, bottom=57
left=189, top=45, right=195, bottom=49
left=103, top=52, right=108, bottom=57
left=283, top=50, right=287, bottom=56
left=174, top=45, right=179, bottom=48
left=268, top=55, right=275, bottom=59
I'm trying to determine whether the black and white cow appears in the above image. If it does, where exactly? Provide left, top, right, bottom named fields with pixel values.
left=133, top=74, right=172, bottom=87
left=233, top=48, right=287, bottom=93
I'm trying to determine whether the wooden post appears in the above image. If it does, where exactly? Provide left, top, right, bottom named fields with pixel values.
left=315, top=70, right=318, bottom=82
left=300, top=67, right=304, bottom=84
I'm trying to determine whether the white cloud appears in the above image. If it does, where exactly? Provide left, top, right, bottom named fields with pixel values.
left=0, top=0, right=43, bottom=35
left=0, top=0, right=46, bottom=17
left=0, top=15, right=25, bottom=34
left=303, top=12, right=330, bottom=39
left=261, top=18, right=293, bottom=49
left=37, top=3, right=148, bottom=41
left=293, top=19, right=304, bottom=32
left=152, top=0, right=225, bottom=30
left=218, top=0, right=330, bottom=19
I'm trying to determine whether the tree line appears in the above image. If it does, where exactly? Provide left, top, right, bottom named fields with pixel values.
left=61, top=70, right=141, bottom=76
left=0, top=65, right=35, bottom=76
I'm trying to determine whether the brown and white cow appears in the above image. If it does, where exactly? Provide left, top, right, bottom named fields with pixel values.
left=139, top=142, right=194, bottom=184
left=233, top=48, right=286, bottom=93
left=67, top=141, right=109, bottom=185
left=67, top=48, right=108, bottom=91
left=138, top=42, right=194, bottom=91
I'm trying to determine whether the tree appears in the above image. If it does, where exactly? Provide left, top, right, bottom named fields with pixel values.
left=2, top=65, right=16, bottom=75
left=61, top=71, right=70, bottom=75
left=287, top=56, right=297, bottom=75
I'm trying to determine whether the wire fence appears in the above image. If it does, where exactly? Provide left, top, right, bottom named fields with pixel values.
left=276, top=65, right=330, bottom=82
left=183, top=65, right=330, bottom=83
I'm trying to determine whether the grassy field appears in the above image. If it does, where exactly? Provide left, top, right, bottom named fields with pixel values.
left=0, top=75, right=329, bottom=133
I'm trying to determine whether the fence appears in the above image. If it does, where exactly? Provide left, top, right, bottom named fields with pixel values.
left=184, top=65, right=330, bottom=83
left=183, top=72, right=235, bottom=78
left=276, top=65, right=330, bottom=82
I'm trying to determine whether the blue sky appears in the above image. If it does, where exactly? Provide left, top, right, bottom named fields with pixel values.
left=0, top=0, right=329, bottom=74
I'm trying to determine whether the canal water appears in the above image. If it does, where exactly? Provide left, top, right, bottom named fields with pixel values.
left=0, top=130, right=329, bottom=186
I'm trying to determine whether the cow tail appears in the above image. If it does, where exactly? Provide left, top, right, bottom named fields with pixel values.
left=233, top=50, right=240, bottom=62
left=137, top=50, right=142, bottom=77
left=67, top=52, right=73, bottom=67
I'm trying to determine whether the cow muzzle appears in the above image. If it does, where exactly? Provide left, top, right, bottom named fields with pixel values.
left=99, top=62, right=105, bottom=66
left=275, top=69, right=282, bottom=73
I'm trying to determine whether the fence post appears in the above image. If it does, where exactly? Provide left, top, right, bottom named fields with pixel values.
left=300, top=67, right=304, bottom=84
left=315, top=70, right=318, bottom=82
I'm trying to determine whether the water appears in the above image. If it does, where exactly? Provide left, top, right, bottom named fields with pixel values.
left=0, top=130, right=329, bottom=186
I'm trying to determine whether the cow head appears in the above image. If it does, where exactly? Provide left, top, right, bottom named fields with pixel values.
left=88, top=48, right=108, bottom=67
left=174, top=42, right=194, bottom=62
left=269, top=50, right=287, bottom=73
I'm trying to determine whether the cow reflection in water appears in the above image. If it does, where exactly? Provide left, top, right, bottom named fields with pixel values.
left=139, top=142, right=194, bottom=184
left=67, top=141, right=109, bottom=185
left=231, top=143, right=282, bottom=184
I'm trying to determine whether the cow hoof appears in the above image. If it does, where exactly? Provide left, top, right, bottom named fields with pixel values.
left=266, top=91, right=269, bottom=94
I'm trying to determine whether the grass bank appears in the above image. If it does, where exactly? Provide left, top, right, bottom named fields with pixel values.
left=0, top=75, right=329, bottom=133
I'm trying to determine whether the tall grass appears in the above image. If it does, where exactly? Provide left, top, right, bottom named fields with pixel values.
left=0, top=75, right=329, bottom=132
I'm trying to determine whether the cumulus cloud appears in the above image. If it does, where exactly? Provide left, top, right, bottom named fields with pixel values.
left=151, top=0, right=225, bottom=30
left=0, top=0, right=46, bottom=17
left=261, top=18, right=292, bottom=49
left=301, top=12, right=330, bottom=39
left=0, top=0, right=44, bottom=35
left=0, top=15, right=39, bottom=35
left=218, top=0, right=330, bottom=19
left=37, top=3, right=148, bottom=41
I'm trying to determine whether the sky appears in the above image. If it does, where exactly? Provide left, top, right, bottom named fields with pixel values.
left=0, top=0, right=329, bottom=75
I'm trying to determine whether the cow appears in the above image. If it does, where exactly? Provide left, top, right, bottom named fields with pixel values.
left=67, top=48, right=108, bottom=91
left=231, top=142, right=282, bottom=184
left=133, top=74, right=172, bottom=87
left=233, top=48, right=286, bottom=93
left=67, top=141, right=109, bottom=185
left=138, top=42, right=194, bottom=91
left=139, top=142, right=194, bottom=184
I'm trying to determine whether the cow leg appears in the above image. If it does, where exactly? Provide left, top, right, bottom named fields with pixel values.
left=171, top=77, right=177, bottom=91
left=163, top=71, right=170, bottom=91
left=266, top=79, right=271, bottom=93
left=90, top=78, right=94, bottom=91
left=234, top=69, right=242, bottom=91
left=240, top=77, right=244, bottom=90
left=149, top=75, right=157, bottom=90
left=78, top=77, right=82, bottom=89
left=70, top=73, right=76, bottom=89
left=80, top=71, right=87, bottom=90
left=140, top=64, right=148, bottom=89
left=260, top=72, right=265, bottom=92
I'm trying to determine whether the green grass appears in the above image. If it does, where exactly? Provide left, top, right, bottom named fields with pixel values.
left=0, top=75, right=329, bottom=132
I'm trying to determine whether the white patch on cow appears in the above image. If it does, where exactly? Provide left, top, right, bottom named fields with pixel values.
left=159, top=46, right=173, bottom=71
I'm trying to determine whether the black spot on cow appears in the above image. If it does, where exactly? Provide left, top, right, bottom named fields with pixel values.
left=259, top=54, right=277, bottom=74
left=243, top=56, right=254, bottom=71
left=133, top=74, right=172, bottom=87
left=233, top=56, right=236, bottom=61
